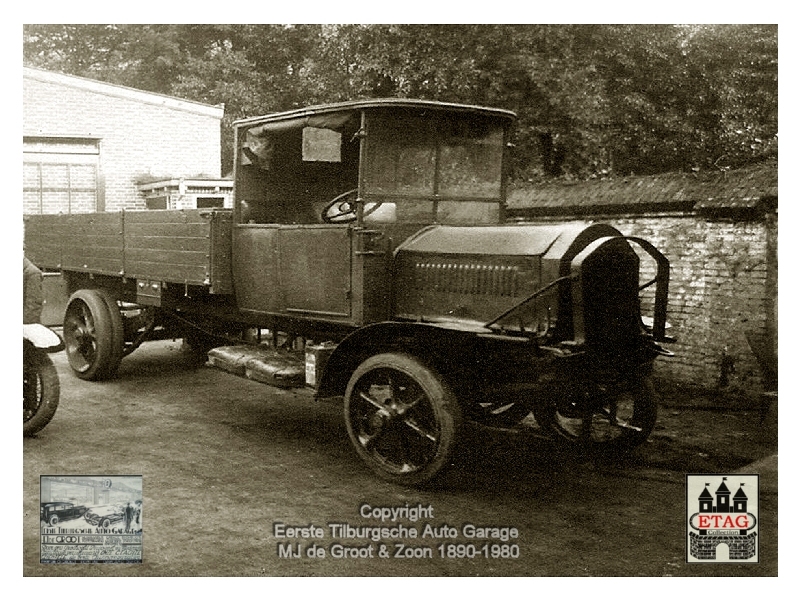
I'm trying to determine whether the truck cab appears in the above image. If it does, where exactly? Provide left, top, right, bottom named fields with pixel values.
left=231, top=99, right=515, bottom=330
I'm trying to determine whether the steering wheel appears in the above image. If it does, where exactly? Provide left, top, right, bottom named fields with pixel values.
left=321, top=188, right=383, bottom=224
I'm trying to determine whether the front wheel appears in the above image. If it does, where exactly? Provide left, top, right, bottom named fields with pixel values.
left=23, top=343, right=60, bottom=437
left=533, top=374, right=658, bottom=455
left=344, top=353, right=462, bottom=486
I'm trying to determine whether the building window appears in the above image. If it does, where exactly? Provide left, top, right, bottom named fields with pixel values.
left=196, top=196, right=226, bottom=209
left=23, top=137, right=100, bottom=214
left=145, top=195, right=168, bottom=210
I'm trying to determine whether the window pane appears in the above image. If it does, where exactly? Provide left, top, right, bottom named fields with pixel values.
left=365, top=112, right=504, bottom=200
left=70, top=164, right=96, bottom=189
left=69, top=191, right=96, bottom=213
left=41, top=164, right=69, bottom=188
left=437, top=200, right=500, bottom=224
left=23, top=138, right=99, bottom=214
left=364, top=116, right=435, bottom=196
left=394, top=199, right=435, bottom=222
left=438, top=120, right=504, bottom=198
left=23, top=163, right=41, bottom=188
left=42, top=191, right=69, bottom=214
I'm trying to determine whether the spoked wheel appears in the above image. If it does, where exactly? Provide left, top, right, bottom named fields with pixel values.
left=533, top=374, right=657, bottom=455
left=23, top=343, right=60, bottom=437
left=344, top=353, right=462, bottom=486
left=63, top=289, right=124, bottom=380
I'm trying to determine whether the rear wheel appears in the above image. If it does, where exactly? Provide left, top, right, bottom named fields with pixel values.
left=63, top=289, right=124, bottom=380
left=533, top=374, right=657, bottom=455
left=99, top=290, right=125, bottom=373
left=344, top=353, right=462, bottom=486
left=23, top=343, right=60, bottom=437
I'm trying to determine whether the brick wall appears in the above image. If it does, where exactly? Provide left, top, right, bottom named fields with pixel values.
left=507, top=160, right=778, bottom=396
left=24, top=71, right=223, bottom=211
left=581, top=213, right=775, bottom=392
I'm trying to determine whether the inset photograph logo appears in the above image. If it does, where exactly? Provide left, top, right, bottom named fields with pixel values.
left=686, top=474, right=758, bottom=563
left=40, top=475, right=143, bottom=564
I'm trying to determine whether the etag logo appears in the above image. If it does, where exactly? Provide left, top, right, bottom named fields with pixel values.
left=686, top=474, right=759, bottom=563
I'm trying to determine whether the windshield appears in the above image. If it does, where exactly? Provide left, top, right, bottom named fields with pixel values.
left=363, top=110, right=506, bottom=224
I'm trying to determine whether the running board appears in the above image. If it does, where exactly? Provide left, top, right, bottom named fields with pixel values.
left=206, top=345, right=306, bottom=389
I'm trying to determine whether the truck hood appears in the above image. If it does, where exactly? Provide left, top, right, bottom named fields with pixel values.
left=394, top=223, right=597, bottom=257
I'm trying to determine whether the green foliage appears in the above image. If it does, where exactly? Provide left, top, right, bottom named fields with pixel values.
left=23, top=24, right=777, bottom=181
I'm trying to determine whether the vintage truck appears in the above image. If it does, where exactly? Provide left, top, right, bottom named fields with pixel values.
left=24, top=99, right=672, bottom=485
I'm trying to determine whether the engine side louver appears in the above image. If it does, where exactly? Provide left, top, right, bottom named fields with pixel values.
left=413, top=261, right=520, bottom=297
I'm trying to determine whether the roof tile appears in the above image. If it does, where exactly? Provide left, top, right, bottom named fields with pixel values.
left=508, top=160, right=777, bottom=212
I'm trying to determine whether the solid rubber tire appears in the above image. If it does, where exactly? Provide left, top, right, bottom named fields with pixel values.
left=343, top=352, right=462, bottom=486
left=533, top=374, right=658, bottom=454
left=64, top=289, right=121, bottom=380
left=23, top=345, right=60, bottom=437
left=97, top=289, right=125, bottom=377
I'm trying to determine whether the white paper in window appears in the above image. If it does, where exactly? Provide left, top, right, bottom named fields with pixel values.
left=302, top=127, right=342, bottom=162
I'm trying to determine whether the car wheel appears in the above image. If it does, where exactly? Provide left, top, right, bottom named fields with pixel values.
left=23, top=343, right=60, bottom=437
left=101, top=518, right=111, bottom=528
left=344, top=352, right=462, bottom=486
left=49, top=515, right=58, bottom=527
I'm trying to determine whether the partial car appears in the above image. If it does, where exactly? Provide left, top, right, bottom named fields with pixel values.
left=40, top=502, right=87, bottom=527
left=83, top=504, right=125, bottom=528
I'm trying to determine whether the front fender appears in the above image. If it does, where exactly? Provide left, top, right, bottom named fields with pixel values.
left=314, top=321, right=479, bottom=399
left=314, top=320, right=548, bottom=400
left=23, top=323, right=64, bottom=352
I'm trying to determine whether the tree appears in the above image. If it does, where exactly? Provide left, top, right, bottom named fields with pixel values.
left=23, top=24, right=777, bottom=181
left=682, top=24, right=778, bottom=170
left=23, top=25, right=185, bottom=93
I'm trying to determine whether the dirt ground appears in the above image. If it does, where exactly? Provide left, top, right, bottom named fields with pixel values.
left=23, top=340, right=778, bottom=577
left=625, top=384, right=777, bottom=475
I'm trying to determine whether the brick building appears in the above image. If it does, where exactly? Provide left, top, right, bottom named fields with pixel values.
left=507, top=160, right=778, bottom=395
left=23, top=66, right=229, bottom=214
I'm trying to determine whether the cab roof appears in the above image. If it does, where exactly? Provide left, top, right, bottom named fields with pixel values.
left=233, top=98, right=517, bottom=128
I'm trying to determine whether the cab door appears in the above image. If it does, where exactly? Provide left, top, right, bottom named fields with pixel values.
left=232, top=224, right=352, bottom=322
left=279, top=225, right=351, bottom=318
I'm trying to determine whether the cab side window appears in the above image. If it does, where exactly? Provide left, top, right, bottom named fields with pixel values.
left=237, top=123, right=360, bottom=225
